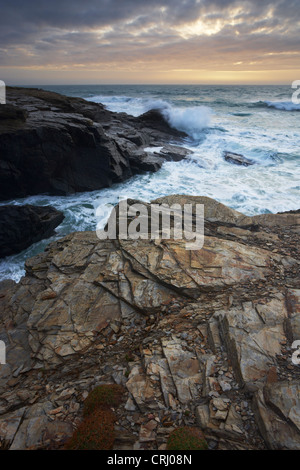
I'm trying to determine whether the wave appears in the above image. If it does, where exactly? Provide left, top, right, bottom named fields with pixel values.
left=87, top=94, right=211, bottom=138
left=209, top=99, right=300, bottom=112
left=251, top=100, right=300, bottom=111
left=86, top=94, right=170, bottom=117
left=142, top=100, right=211, bottom=138
left=199, top=99, right=300, bottom=112
left=230, top=112, right=252, bottom=117
left=265, top=101, right=300, bottom=111
left=159, top=104, right=211, bottom=139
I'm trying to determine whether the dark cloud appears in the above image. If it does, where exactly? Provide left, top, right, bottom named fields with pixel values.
left=0, top=0, right=299, bottom=81
left=0, top=0, right=297, bottom=35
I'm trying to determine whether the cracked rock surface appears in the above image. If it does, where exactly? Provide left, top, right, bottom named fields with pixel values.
left=0, top=196, right=299, bottom=450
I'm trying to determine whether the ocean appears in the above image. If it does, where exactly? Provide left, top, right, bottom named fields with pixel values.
left=1, top=84, right=299, bottom=282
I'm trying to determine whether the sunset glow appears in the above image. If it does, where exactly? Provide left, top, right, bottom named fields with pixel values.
left=0, top=0, right=299, bottom=85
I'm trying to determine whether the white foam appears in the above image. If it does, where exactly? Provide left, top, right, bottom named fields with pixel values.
left=161, top=105, right=211, bottom=138
left=86, top=95, right=169, bottom=117
left=2, top=86, right=299, bottom=284
left=265, top=101, right=300, bottom=111
left=87, top=95, right=211, bottom=137
left=144, top=147, right=163, bottom=153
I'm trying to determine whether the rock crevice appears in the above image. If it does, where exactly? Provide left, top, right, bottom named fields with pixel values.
left=0, top=196, right=299, bottom=450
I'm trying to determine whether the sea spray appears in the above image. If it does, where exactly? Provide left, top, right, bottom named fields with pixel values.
left=161, top=105, right=211, bottom=139
left=264, top=101, right=300, bottom=111
left=87, top=95, right=211, bottom=137
left=1, top=83, right=299, bottom=283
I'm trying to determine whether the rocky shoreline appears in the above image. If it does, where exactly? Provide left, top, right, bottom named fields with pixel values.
left=0, top=87, right=191, bottom=201
left=0, top=88, right=299, bottom=451
left=0, top=196, right=299, bottom=450
left=0, top=87, right=194, bottom=259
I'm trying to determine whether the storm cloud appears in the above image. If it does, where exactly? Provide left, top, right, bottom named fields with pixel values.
left=0, top=0, right=299, bottom=83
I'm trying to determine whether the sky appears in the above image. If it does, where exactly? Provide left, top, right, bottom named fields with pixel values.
left=0, top=0, right=299, bottom=85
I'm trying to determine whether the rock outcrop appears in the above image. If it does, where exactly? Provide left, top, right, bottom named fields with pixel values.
left=224, top=151, right=254, bottom=166
left=0, top=88, right=191, bottom=201
left=0, top=196, right=299, bottom=450
left=0, top=205, right=64, bottom=258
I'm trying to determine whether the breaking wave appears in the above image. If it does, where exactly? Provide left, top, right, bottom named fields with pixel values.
left=87, top=95, right=211, bottom=138
left=264, top=101, right=300, bottom=111
left=251, top=100, right=300, bottom=111
left=159, top=104, right=211, bottom=139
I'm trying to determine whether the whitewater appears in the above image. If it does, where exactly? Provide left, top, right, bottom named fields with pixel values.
left=0, top=84, right=299, bottom=282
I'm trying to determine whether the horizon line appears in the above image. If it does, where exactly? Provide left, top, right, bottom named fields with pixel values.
left=7, top=82, right=292, bottom=87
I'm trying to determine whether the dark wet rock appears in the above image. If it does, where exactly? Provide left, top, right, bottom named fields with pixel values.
left=0, top=205, right=64, bottom=258
left=158, top=145, right=191, bottom=162
left=136, top=109, right=186, bottom=139
left=127, top=146, right=191, bottom=174
left=224, top=151, right=254, bottom=166
left=0, top=88, right=190, bottom=201
left=128, top=150, right=165, bottom=173
left=0, top=104, right=27, bottom=124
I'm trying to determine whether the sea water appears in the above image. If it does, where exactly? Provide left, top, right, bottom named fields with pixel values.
left=1, top=84, right=299, bottom=281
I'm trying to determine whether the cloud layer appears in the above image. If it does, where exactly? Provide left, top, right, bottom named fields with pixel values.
left=0, top=0, right=299, bottom=83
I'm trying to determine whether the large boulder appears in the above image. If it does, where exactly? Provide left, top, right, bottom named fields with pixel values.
left=137, top=109, right=186, bottom=138
left=0, top=205, right=64, bottom=258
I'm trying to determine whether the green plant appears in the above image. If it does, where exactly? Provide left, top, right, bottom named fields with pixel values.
left=167, top=427, right=208, bottom=450
left=125, top=353, right=134, bottom=362
left=83, top=384, right=125, bottom=416
left=65, top=409, right=115, bottom=450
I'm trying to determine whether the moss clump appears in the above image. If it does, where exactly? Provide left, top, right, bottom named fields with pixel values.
left=125, top=353, right=134, bottom=362
left=83, top=384, right=125, bottom=417
left=167, top=427, right=208, bottom=450
left=65, top=409, right=115, bottom=450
